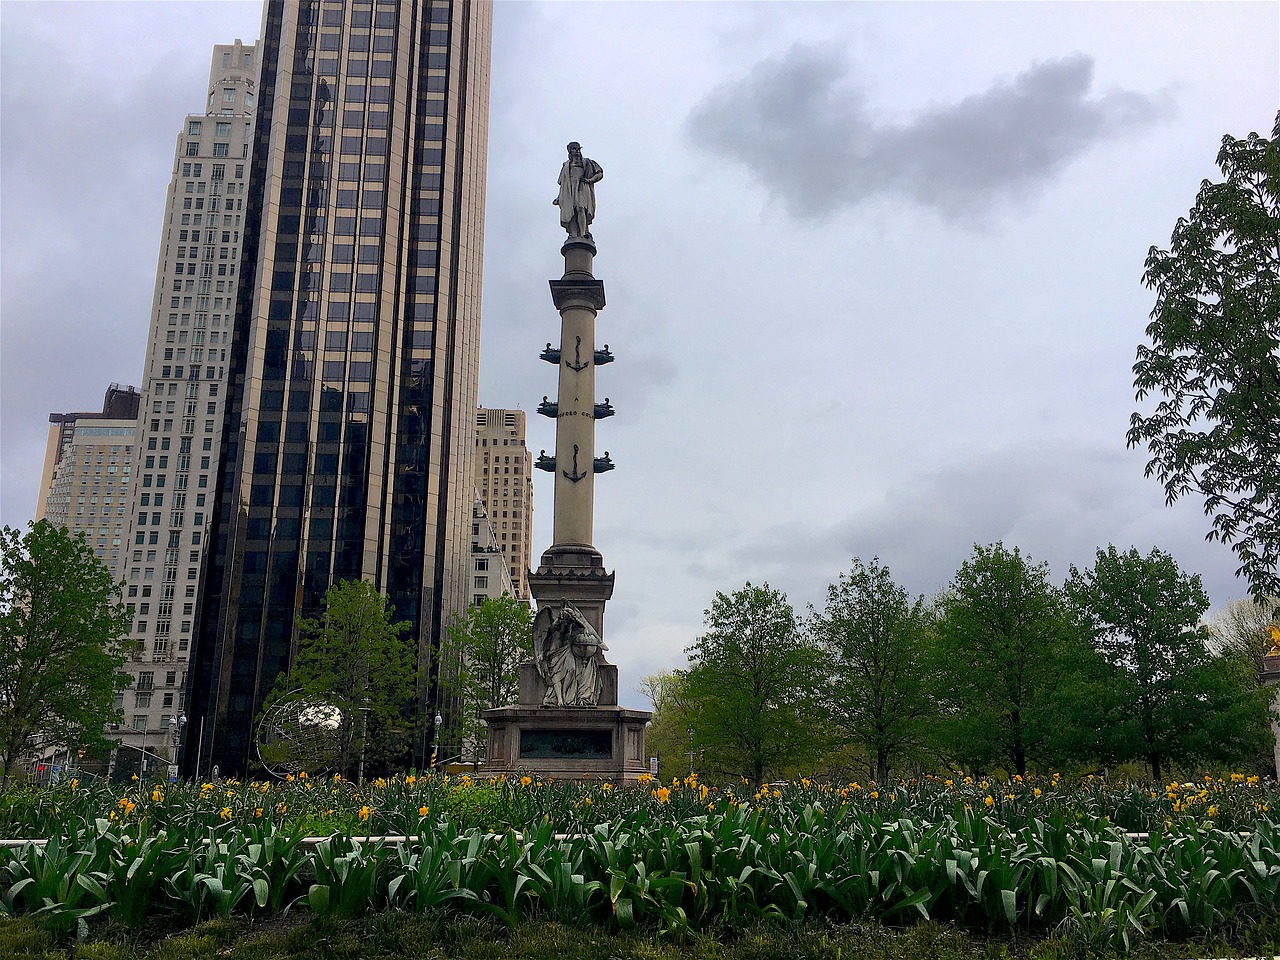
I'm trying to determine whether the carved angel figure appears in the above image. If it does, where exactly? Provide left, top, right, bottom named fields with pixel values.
left=532, top=600, right=608, bottom=707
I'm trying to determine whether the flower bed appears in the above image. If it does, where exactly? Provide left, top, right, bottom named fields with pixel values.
left=1, top=773, right=1277, bottom=952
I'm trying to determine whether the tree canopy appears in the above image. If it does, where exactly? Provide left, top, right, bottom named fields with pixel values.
left=1066, top=545, right=1272, bottom=781
left=807, top=558, right=933, bottom=785
left=264, top=579, right=413, bottom=779
left=440, top=594, right=532, bottom=764
left=1207, top=594, right=1280, bottom=680
left=935, top=543, right=1085, bottom=776
left=681, top=583, right=825, bottom=786
left=637, top=670, right=693, bottom=779
left=1128, top=113, right=1280, bottom=601
left=0, top=521, right=132, bottom=788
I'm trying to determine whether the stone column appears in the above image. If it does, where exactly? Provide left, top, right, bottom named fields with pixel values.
left=549, top=237, right=604, bottom=549
left=529, top=236, right=614, bottom=638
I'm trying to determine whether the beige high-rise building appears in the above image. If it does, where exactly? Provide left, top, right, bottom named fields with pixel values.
left=38, top=404, right=139, bottom=582
left=36, top=384, right=141, bottom=527
left=475, top=408, right=532, bottom=601
left=110, top=40, right=258, bottom=772
left=469, top=497, right=515, bottom=607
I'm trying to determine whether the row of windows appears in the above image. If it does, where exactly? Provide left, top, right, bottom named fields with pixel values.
left=187, top=120, right=242, bottom=137
left=319, top=8, right=399, bottom=28
left=127, top=583, right=196, bottom=601
left=140, top=472, right=210, bottom=490
left=129, top=566, right=201, bottom=581
left=185, top=141, right=246, bottom=159
left=137, top=492, right=206, bottom=507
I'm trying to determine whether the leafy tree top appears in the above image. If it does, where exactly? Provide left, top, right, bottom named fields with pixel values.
left=1129, top=113, right=1280, bottom=600
left=0, top=521, right=132, bottom=786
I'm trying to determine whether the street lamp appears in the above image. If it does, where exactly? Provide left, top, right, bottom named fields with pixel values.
left=431, top=712, right=443, bottom=771
left=356, top=701, right=371, bottom=786
left=173, top=713, right=187, bottom=780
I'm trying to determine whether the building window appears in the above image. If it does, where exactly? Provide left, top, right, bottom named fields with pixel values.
left=213, top=143, right=229, bottom=157
left=186, top=142, right=199, bottom=156
left=188, top=121, right=202, bottom=135
left=223, top=88, right=236, bottom=102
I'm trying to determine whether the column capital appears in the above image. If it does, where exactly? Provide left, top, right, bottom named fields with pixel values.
left=550, top=277, right=606, bottom=312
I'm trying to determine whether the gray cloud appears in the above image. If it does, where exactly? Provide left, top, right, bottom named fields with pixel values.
left=721, top=440, right=1242, bottom=608
left=686, top=46, right=1171, bottom=223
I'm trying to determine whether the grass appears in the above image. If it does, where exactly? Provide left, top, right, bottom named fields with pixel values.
left=2, top=914, right=1278, bottom=960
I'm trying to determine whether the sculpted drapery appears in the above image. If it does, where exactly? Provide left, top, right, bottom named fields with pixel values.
left=555, top=142, right=603, bottom=240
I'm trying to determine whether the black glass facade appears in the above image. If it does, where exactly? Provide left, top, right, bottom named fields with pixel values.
left=188, top=0, right=490, bottom=775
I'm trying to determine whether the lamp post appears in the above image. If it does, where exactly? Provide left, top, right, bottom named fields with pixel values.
left=687, top=726, right=695, bottom=777
left=356, top=702, right=371, bottom=786
left=431, top=712, right=443, bottom=772
left=173, top=713, right=187, bottom=781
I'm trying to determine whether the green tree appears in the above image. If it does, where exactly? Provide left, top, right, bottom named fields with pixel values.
left=1197, top=595, right=1279, bottom=778
left=807, top=558, right=934, bottom=785
left=267, top=579, right=413, bottom=779
left=440, top=595, right=532, bottom=764
left=637, top=670, right=692, bottom=779
left=1208, top=594, right=1280, bottom=679
left=681, top=583, right=825, bottom=786
left=1128, top=114, right=1280, bottom=601
left=1065, top=545, right=1273, bottom=781
left=0, top=521, right=132, bottom=788
left=936, top=543, right=1085, bottom=776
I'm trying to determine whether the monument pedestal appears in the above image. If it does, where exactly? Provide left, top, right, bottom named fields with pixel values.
left=482, top=702, right=651, bottom=783
left=483, top=660, right=649, bottom=783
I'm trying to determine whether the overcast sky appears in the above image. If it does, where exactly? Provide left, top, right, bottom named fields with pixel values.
left=2, top=2, right=1277, bottom=709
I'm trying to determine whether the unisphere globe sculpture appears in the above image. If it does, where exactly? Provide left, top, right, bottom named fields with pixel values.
left=255, top=691, right=345, bottom=777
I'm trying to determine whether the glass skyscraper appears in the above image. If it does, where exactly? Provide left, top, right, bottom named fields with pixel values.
left=188, top=0, right=491, bottom=774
